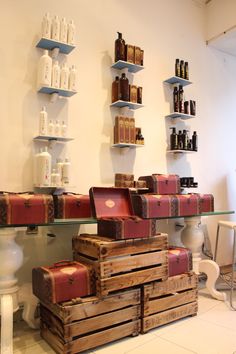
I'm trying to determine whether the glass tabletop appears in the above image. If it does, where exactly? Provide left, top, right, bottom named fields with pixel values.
left=0, top=210, right=234, bottom=228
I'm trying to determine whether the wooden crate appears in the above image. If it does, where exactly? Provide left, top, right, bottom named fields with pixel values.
left=40, top=288, right=141, bottom=354
left=141, top=272, right=198, bottom=333
left=73, top=233, right=168, bottom=297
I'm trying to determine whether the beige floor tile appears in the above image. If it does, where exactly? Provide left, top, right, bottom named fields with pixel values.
left=13, top=340, right=55, bottom=353
left=158, top=317, right=236, bottom=354
left=125, top=337, right=197, bottom=354
left=92, top=332, right=156, bottom=354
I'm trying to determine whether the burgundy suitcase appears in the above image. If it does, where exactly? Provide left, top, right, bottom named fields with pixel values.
left=138, top=174, right=181, bottom=194
left=168, top=247, right=192, bottom=276
left=0, top=193, right=54, bottom=225
left=131, top=194, right=178, bottom=218
left=89, top=187, right=157, bottom=239
left=132, top=194, right=200, bottom=218
left=198, top=194, right=214, bottom=212
left=53, top=193, right=92, bottom=219
left=32, top=260, right=95, bottom=304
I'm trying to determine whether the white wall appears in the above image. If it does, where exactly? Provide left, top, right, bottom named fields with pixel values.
left=1, top=0, right=236, bottom=284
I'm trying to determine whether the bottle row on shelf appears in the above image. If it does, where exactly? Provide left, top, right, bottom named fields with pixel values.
left=37, top=50, right=78, bottom=91
left=41, top=13, right=75, bottom=45
left=169, top=128, right=197, bottom=152
left=173, top=86, right=196, bottom=115
left=34, top=147, right=71, bottom=187
left=112, top=74, right=142, bottom=104
left=114, top=116, right=144, bottom=145
left=38, top=107, right=67, bottom=138
left=115, top=32, right=144, bottom=66
left=175, top=58, right=189, bottom=80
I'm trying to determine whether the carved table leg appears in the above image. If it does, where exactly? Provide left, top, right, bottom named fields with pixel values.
left=0, top=228, right=23, bottom=354
left=181, top=217, right=226, bottom=301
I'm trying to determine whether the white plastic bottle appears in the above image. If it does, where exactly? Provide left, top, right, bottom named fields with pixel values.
left=60, top=63, right=69, bottom=90
left=39, top=106, right=48, bottom=136
left=51, top=60, right=60, bottom=88
left=60, top=17, right=68, bottom=43
left=51, top=168, right=61, bottom=187
left=37, top=50, right=52, bottom=88
left=54, top=120, right=60, bottom=136
left=51, top=15, right=60, bottom=41
left=36, top=147, right=51, bottom=186
left=68, top=65, right=78, bottom=91
left=67, top=20, right=75, bottom=45
left=48, top=119, right=54, bottom=136
left=61, top=121, right=67, bottom=137
left=56, top=158, right=64, bottom=184
left=33, top=149, right=41, bottom=186
left=62, top=158, right=70, bottom=185
left=42, top=13, right=51, bottom=39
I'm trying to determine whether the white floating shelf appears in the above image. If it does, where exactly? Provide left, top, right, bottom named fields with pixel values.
left=167, top=150, right=196, bottom=154
left=110, top=100, right=143, bottom=110
left=34, top=135, right=74, bottom=142
left=111, top=60, right=144, bottom=73
left=36, top=38, right=76, bottom=55
left=38, top=86, right=77, bottom=97
left=112, top=143, right=144, bottom=149
left=165, top=112, right=196, bottom=120
left=164, top=76, right=192, bottom=86
left=34, top=185, right=74, bottom=189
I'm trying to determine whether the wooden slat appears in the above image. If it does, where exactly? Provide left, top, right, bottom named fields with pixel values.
left=98, top=264, right=168, bottom=297
left=73, top=234, right=168, bottom=260
left=144, top=289, right=197, bottom=316
left=143, top=272, right=198, bottom=299
left=142, top=302, right=198, bottom=333
left=41, top=319, right=141, bottom=354
left=41, top=288, right=140, bottom=323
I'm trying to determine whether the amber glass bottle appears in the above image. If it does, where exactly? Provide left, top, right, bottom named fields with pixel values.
left=119, top=73, right=129, bottom=101
left=115, top=32, right=125, bottom=62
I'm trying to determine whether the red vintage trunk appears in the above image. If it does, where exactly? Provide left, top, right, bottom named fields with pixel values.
left=138, top=174, right=181, bottom=194
left=89, top=187, right=157, bottom=239
left=131, top=194, right=179, bottom=218
left=32, top=261, right=95, bottom=304
left=168, top=247, right=192, bottom=276
left=198, top=194, right=214, bottom=212
left=131, top=194, right=201, bottom=218
left=0, top=193, right=54, bottom=225
left=53, top=193, right=91, bottom=219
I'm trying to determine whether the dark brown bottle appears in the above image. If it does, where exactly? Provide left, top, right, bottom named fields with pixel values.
left=115, top=32, right=125, bottom=62
left=137, top=86, right=142, bottom=104
left=173, top=86, right=179, bottom=112
left=184, top=101, right=189, bottom=114
left=178, top=130, right=183, bottom=149
left=179, top=85, right=184, bottom=113
left=170, top=127, right=178, bottom=150
left=192, top=131, right=198, bottom=151
left=180, top=60, right=185, bottom=78
left=119, top=73, right=129, bottom=101
left=175, top=59, right=180, bottom=77
left=182, top=129, right=188, bottom=150
left=112, top=76, right=119, bottom=103
left=184, top=62, right=189, bottom=80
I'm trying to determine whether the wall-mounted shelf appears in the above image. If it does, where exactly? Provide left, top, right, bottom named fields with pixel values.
left=164, top=76, right=192, bottom=86
left=206, top=26, right=236, bottom=57
left=38, top=86, right=77, bottom=97
left=112, top=143, right=144, bottom=149
left=111, top=100, right=143, bottom=110
left=167, top=150, right=196, bottom=154
left=36, top=37, right=76, bottom=55
left=34, top=135, right=74, bottom=143
left=111, top=60, right=144, bottom=73
left=165, top=112, right=195, bottom=120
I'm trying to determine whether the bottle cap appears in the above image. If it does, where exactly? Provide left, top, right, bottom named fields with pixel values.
left=41, top=106, right=46, bottom=111
left=176, top=58, right=179, bottom=62
left=69, top=20, right=74, bottom=25
left=43, top=50, right=49, bottom=55
left=56, top=158, right=62, bottom=163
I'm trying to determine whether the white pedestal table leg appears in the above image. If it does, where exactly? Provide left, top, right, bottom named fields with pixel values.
left=0, top=228, right=23, bottom=354
left=181, top=217, right=226, bottom=301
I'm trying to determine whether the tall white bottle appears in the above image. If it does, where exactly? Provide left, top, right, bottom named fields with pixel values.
left=60, top=63, right=69, bottom=90
left=51, top=15, right=60, bottom=41
left=67, top=20, right=75, bottom=45
left=39, top=106, right=48, bottom=136
left=62, top=158, right=70, bottom=185
left=36, top=147, right=52, bottom=186
left=37, top=50, right=52, bottom=88
left=33, top=149, right=42, bottom=186
left=42, top=13, right=51, bottom=39
left=61, top=121, right=67, bottom=137
left=54, top=120, right=60, bottom=136
left=68, top=65, right=78, bottom=91
left=56, top=158, right=64, bottom=184
left=60, top=17, right=68, bottom=43
left=51, top=60, right=60, bottom=88
left=48, top=119, right=54, bottom=136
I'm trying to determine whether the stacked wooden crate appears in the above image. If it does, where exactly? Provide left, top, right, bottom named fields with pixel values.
left=36, top=186, right=198, bottom=353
